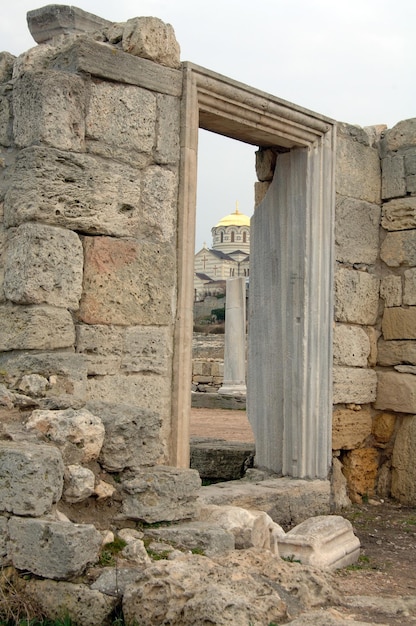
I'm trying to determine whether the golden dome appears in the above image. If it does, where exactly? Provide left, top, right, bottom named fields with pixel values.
left=215, top=207, right=250, bottom=228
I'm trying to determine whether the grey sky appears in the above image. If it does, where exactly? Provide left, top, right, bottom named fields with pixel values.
left=2, top=0, right=416, bottom=251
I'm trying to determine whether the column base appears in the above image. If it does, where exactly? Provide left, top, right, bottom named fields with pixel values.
left=218, top=383, right=247, bottom=397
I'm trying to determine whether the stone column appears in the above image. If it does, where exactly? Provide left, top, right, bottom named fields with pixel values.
left=218, top=277, right=247, bottom=396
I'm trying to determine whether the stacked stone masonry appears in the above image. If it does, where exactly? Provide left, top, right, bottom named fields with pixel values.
left=332, top=121, right=416, bottom=505
left=0, top=4, right=415, bottom=622
left=0, top=4, right=203, bottom=595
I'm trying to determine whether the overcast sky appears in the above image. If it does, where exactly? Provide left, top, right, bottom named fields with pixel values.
left=2, top=0, right=416, bottom=251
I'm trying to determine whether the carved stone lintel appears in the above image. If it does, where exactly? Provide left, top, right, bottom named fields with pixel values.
left=27, top=5, right=111, bottom=44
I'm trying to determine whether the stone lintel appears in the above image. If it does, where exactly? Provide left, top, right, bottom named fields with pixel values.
left=52, top=38, right=182, bottom=98
left=27, top=5, right=112, bottom=44
left=185, top=62, right=333, bottom=149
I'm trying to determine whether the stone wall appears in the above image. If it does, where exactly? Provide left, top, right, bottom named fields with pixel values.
left=332, top=121, right=416, bottom=505
left=0, top=5, right=202, bottom=585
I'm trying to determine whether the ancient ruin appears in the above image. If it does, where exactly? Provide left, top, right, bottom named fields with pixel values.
left=0, top=4, right=416, bottom=624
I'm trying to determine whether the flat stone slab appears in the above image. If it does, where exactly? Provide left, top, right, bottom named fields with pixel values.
left=191, top=391, right=246, bottom=410
left=144, top=521, right=235, bottom=556
left=121, top=466, right=201, bottom=523
left=190, top=438, right=254, bottom=481
left=198, top=477, right=330, bottom=526
left=278, top=515, right=360, bottom=570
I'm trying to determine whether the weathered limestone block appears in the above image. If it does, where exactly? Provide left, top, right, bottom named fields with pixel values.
left=91, top=567, right=143, bottom=597
left=4, top=223, right=83, bottom=309
left=85, top=81, right=156, bottom=165
left=278, top=516, right=360, bottom=570
left=8, top=517, right=102, bottom=579
left=76, top=323, right=123, bottom=356
left=380, top=275, right=402, bottom=307
left=141, top=165, right=178, bottom=242
left=122, top=17, right=181, bottom=69
left=13, top=71, right=86, bottom=151
left=255, top=148, right=277, bottom=182
left=382, top=197, right=416, bottom=231
left=333, top=324, right=370, bottom=367
left=121, top=538, right=151, bottom=566
left=377, top=461, right=392, bottom=499
left=372, top=412, right=396, bottom=444
left=362, top=124, right=387, bottom=146
left=404, top=268, right=416, bottom=305
left=279, top=515, right=360, bottom=570
left=0, top=86, right=13, bottom=147
left=0, top=52, right=15, bottom=83
left=0, top=442, right=64, bottom=516
left=199, top=478, right=330, bottom=527
left=212, top=361, right=224, bottom=376
left=332, top=407, right=373, bottom=450
left=27, top=5, right=112, bottom=44
left=377, top=338, right=416, bottom=365
left=342, top=448, right=379, bottom=503
left=391, top=415, right=416, bottom=504
left=190, top=439, right=254, bottom=481
left=254, top=180, right=270, bottom=207
left=0, top=352, right=87, bottom=410
left=335, top=196, right=380, bottom=264
left=336, top=123, right=381, bottom=204
left=379, top=118, right=416, bottom=156
left=121, top=466, right=201, bottom=523
left=375, top=371, right=416, bottom=413
left=75, top=323, right=123, bottom=375
left=381, top=154, right=406, bottom=199
left=382, top=307, right=416, bottom=339
left=144, top=521, right=235, bottom=556
left=122, top=553, right=288, bottom=626
left=193, top=375, right=213, bottom=384
left=18, top=374, right=48, bottom=397
left=79, top=236, right=175, bottom=325
left=94, top=480, right=115, bottom=499
left=121, top=326, right=171, bottom=375
left=155, top=94, right=180, bottom=164
left=0, top=304, right=75, bottom=351
left=4, top=146, right=149, bottom=237
left=199, top=504, right=284, bottom=553
left=63, top=464, right=95, bottom=503
left=0, top=516, right=8, bottom=565
left=381, top=230, right=416, bottom=267
left=26, top=407, right=105, bottom=464
left=86, top=373, right=169, bottom=414
left=331, top=457, right=351, bottom=510
left=52, top=35, right=182, bottom=96
left=332, top=367, right=377, bottom=404
left=25, top=579, right=117, bottom=626
left=334, top=268, right=379, bottom=325
left=405, top=149, right=416, bottom=193
left=88, top=402, right=163, bottom=471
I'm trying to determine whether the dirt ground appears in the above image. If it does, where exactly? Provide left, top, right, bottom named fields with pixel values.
left=190, top=407, right=255, bottom=442
left=190, top=407, right=416, bottom=623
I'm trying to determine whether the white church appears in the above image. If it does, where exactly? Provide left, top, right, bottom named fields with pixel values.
left=194, top=206, right=250, bottom=301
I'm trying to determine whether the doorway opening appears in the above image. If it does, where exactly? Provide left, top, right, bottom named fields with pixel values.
left=190, top=130, right=256, bottom=478
left=172, top=63, right=335, bottom=480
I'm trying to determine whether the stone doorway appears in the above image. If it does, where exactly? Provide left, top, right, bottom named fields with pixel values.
left=171, top=63, right=336, bottom=480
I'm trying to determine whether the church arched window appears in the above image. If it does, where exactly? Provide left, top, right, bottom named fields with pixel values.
left=243, top=231, right=247, bottom=243
left=230, top=231, right=235, bottom=243
left=220, top=231, right=224, bottom=243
